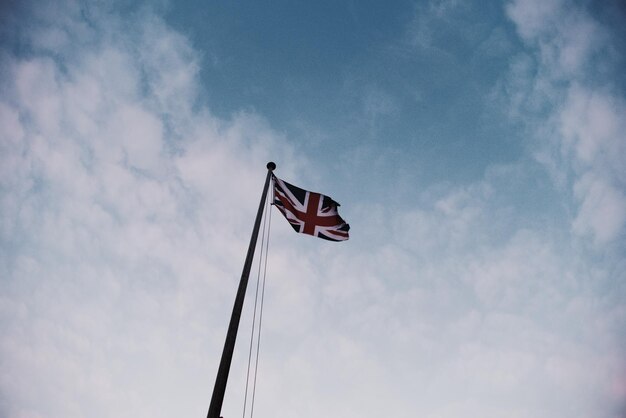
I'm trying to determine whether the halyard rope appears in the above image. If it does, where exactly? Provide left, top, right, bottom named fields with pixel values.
left=242, top=181, right=272, bottom=418
left=250, top=191, right=272, bottom=418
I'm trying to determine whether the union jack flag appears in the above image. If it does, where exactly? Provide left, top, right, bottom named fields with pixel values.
left=273, top=175, right=350, bottom=242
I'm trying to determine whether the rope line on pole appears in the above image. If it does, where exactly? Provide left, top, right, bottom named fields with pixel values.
left=250, top=195, right=272, bottom=418
left=242, top=180, right=272, bottom=418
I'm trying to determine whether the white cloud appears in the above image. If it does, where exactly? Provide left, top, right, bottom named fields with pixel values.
left=0, top=1, right=624, bottom=418
left=505, top=0, right=626, bottom=245
left=310, top=179, right=624, bottom=417
left=0, top=3, right=295, bottom=417
left=507, top=0, right=608, bottom=79
left=559, top=85, right=626, bottom=174
left=506, top=0, right=564, bottom=42
left=573, top=172, right=626, bottom=244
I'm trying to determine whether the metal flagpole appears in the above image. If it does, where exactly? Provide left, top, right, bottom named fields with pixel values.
left=207, top=162, right=276, bottom=418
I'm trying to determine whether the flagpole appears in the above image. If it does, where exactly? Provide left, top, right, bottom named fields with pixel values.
left=207, top=162, right=276, bottom=418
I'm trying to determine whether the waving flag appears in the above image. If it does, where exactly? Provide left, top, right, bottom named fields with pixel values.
left=273, top=175, right=350, bottom=241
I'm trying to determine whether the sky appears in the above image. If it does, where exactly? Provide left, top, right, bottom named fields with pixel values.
left=0, top=0, right=625, bottom=417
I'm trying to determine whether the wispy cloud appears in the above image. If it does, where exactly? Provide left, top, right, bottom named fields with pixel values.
left=505, top=0, right=626, bottom=246
left=0, top=1, right=624, bottom=417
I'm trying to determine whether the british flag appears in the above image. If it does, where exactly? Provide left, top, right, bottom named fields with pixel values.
left=273, top=175, right=350, bottom=242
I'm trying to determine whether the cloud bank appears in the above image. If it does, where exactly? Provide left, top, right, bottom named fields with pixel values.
left=0, top=2, right=296, bottom=417
left=0, top=1, right=624, bottom=418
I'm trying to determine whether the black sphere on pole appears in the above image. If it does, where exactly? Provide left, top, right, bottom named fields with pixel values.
left=267, top=161, right=276, bottom=171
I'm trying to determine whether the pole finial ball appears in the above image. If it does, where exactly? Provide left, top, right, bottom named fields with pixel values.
left=266, top=162, right=276, bottom=171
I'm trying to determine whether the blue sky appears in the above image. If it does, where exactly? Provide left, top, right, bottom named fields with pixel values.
left=1, top=0, right=625, bottom=417
left=165, top=1, right=523, bottom=185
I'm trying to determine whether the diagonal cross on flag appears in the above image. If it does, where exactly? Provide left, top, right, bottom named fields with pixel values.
left=272, top=175, right=350, bottom=241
